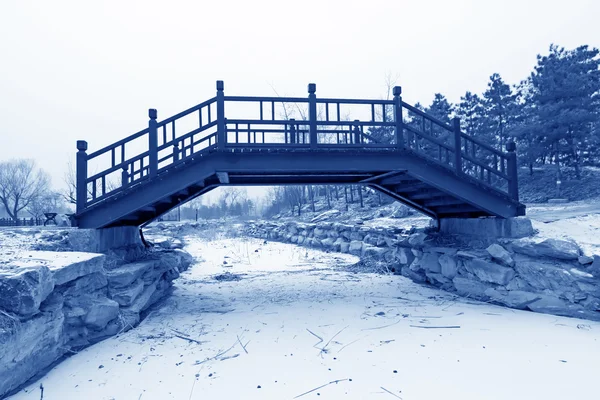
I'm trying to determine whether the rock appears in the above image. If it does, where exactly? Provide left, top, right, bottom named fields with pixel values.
left=313, top=228, right=327, bottom=239
left=362, top=246, right=387, bottom=259
left=578, top=255, right=594, bottom=265
left=395, top=248, right=415, bottom=265
left=123, top=280, right=158, bottom=314
left=109, top=279, right=145, bottom=306
left=526, top=295, right=570, bottom=314
left=452, top=277, right=493, bottom=300
left=505, top=277, right=534, bottom=292
left=340, top=242, right=350, bottom=253
left=321, top=238, right=335, bottom=248
left=106, top=260, right=156, bottom=288
left=62, top=272, right=108, bottom=297
left=513, top=255, right=580, bottom=297
left=0, top=266, right=55, bottom=315
left=511, top=238, right=580, bottom=260
left=485, top=288, right=541, bottom=309
left=349, top=241, right=363, bottom=255
left=590, top=256, right=600, bottom=274
left=0, top=309, right=65, bottom=398
left=486, top=244, right=514, bottom=267
left=83, top=297, right=120, bottom=330
left=439, top=254, right=458, bottom=279
left=456, top=250, right=490, bottom=260
left=310, top=210, right=341, bottom=222
left=426, top=272, right=452, bottom=287
left=408, top=233, right=428, bottom=247
left=464, top=259, right=515, bottom=285
left=401, top=266, right=426, bottom=283
left=418, top=252, right=441, bottom=273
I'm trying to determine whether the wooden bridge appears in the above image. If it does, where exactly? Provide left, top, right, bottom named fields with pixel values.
left=74, top=81, right=525, bottom=229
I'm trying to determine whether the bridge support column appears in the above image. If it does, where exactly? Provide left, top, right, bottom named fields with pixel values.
left=76, top=140, right=88, bottom=215
left=393, top=86, right=404, bottom=149
left=438, top=217, right=533, bottom=239
left=308, top=83, right=317, bottom=148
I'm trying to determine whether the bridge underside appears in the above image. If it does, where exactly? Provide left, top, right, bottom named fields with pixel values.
left=75, top=150, right=525, bottom=229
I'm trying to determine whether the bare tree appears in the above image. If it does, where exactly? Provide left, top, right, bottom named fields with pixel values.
left=0, top=159, right=50, bottom=221
left=27, top=191, right=62, bottom=219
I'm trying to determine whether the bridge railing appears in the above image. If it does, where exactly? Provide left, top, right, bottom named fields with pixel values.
left=76, top=81, right=518, bottom=214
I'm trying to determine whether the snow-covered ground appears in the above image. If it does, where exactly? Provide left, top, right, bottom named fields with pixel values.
left=8, top=236, right=600, bottom=400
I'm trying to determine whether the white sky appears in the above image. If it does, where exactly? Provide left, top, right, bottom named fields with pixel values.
left=1, top=0, right=599, bottom=201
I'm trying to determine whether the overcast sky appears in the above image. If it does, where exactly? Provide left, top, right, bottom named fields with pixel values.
left=1, top=0, right=598, bottom=201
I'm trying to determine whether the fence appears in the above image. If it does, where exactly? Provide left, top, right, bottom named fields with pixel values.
left=0, top=218, right=46, bottom=227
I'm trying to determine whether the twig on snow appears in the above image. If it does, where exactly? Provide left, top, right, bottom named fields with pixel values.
left=320, top=326, right=348, bottom=357
left=361, top=320, right=401, bottom=331
left=293, top=379, right=349, bottom=398
left=172, top=333, right=204, bottom=345
left=338, top=337, right=363, bottom=353
left=409, top=325, right=460, bottom=329
left=237, top=335, right=248, bottom=354
left=381, top=386, right=403, bottom=399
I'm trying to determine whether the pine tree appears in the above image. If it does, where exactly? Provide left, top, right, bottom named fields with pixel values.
left=455, top=91, right=485, bottom=136
left=530, top=44, right=600, bottom=178
left=482, top=73, right=517, bottom=151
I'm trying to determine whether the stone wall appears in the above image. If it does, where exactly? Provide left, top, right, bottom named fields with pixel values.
left=0, top=228, right=193, bottom=398
left=243, top=219, right=600, bottom=322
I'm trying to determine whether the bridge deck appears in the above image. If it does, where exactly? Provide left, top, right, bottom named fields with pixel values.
left=74, top=81, right=524, bottom=229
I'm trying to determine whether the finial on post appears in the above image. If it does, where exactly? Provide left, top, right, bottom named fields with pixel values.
left=308, top=83, right=316, bottom=94
left=216, top=80, right=224, bottom=91
left=76, top=140, right=88, bottom=151
left=506, top=140, right=517, bottom=152
left=149, top=109, right=157, bottom=120
left=393, top=86, right=402, bottom=97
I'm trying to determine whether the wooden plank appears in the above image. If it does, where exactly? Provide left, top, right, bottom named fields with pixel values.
left=423, top=197, right=464, bottom=207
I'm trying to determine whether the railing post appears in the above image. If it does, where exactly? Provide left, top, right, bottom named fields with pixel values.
left=507, top=140, right=519, bottom=201
left=76, top=140, right=88, bottom=214
left=308, top=83, right=317, bottom=148
left=289, top=119, right=296, bottom=144
left=148, top=108, right=158, bottom=178
left=173, top=141, right=180, bottom=162
left=354, top=120, right=361, bottom=144
left=121, top=165, right=129, bottom=188
left=393, top=86, right=404, bottom=150
left=452, top=117, right=462, bottom=174
left=216, top=80, right=226, bottom=151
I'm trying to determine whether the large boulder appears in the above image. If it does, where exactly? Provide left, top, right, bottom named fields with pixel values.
left=511, top=238, right=581, bottom=260
left=0, top=310, right=65, bottom=398
left=82, top=296, right=120, bottom=330
left=439, top=254, right=458, bottom=279
left=485, top=288, right=541, bottom=309
left=0, top=266, right=54, bottom=315
left=512, top=255, right=582, bottom=298
left=418, top=252, right=441, bottom=273
left=395, top=248, right=415, bottom=265
left=106, top=260, right=156, bottom=288
left=349, top=241, right=363, bottom=255
left=108, top=279, right=145, bottom=306
left=464, top=259, right=515, bottom=285
left=486, top=244, right=514, bottom=267
left=452, top=277, right=493, bottom=300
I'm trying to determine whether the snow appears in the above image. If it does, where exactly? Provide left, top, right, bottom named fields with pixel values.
left=9, top=251, right=101, bottom=271
left=530, top=214, right=600, bottom=256
left=8, top=236, right=600, bottom=400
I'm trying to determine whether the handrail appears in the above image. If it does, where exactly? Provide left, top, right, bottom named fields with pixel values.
left=402, top=101, right=453, bottom=131
left=156, top=97, right=217, bottom=127
left=87, top=127, right=149, bottom=160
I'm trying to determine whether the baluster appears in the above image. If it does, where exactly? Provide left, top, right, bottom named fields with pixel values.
left=101, top=175, right=106, bottom=196
left=260, top=101, right=263, bottom=120
left=235, top=123, right=239, bottom=144
left=325, top=104, right=329, bottom=121
left=208, top=103, right=212, bottom=123
left=76, top=140, right=88, bottom=214
left=336, top=103, right=340, bottom=122
left=199, top=108, right=203, bottom=127
left=111, top=148, right=115, bottom=167
left=382, top=104, right=387, bottom=123
left=92, top=179, right=96, bottom=199
left=371, top=104, right=375, bottom=122
left=121, top=144, right=125, bottom=164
